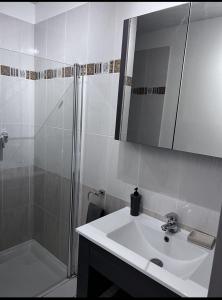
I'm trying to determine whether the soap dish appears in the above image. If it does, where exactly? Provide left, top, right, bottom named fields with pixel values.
left=187, top=230, right=216, bottom=250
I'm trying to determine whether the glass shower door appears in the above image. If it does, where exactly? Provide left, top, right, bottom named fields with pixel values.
left=0, top=48, right=77, bottom=297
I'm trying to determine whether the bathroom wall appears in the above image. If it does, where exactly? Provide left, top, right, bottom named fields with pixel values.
left=82, top=2, right=221, bottom=236
left=0, top=11, right=35, bottom=250
left=33, top=1, right=222, bottom=237
left=0, top=8, right=72, bottom=263
left=33, top=57, right=74, bottom=264
left=33, top=3, right=90, bottom=264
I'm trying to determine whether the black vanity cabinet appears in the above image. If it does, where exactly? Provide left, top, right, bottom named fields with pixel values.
left=77, top=236, right=179, bottom=298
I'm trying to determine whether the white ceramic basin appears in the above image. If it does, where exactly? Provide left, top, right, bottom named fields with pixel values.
left=107, top=220, right=208, bottom=279
left=76, top=207, right=215, bottom=297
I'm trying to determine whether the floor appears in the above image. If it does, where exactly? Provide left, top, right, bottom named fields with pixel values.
left=0, top=240, right=67, bottom=297
left=43, top=277, right=77, bottom=297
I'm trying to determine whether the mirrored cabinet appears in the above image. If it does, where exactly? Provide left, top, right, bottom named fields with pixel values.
left=173, top=2, right=222, bottom=157
left=115, top=3, right=190, bottom=149
left=115, top=2, right=222, bottom=159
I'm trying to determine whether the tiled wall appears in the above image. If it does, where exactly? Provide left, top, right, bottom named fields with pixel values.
left=33, top=2, right=222, bottom=237
left=0, top=1, right=221, bottom=264
left=0, top=12, right=34, bottom=54
left=0, top=12, right=34, bottom=251
left=0, top=166, right=32, bottom=251
left=32, top=167, right=71, bottom=264
left=33, top=56, right=75, bottom=264
left=1, top=1, right=222, bottom=258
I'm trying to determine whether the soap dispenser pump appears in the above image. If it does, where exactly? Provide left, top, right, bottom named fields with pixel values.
left=130, top=187, right=141, bottom=216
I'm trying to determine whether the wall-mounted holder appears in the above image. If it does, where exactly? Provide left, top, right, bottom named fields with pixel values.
left=87, top=189, right=106, bottom=223
left=87, top=189, right=106, bottom=201
left=0, top=130, right=8, bottom=161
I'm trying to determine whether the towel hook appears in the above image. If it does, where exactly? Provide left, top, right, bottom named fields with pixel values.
left=87, top=189, right=106, bottom=201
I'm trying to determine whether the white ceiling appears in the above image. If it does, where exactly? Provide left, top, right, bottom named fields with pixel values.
left=35, top=2, right=87, bottom=23
left=0, top=2, right=35, bottom=23
left=0, top=1, right=87, bottom=24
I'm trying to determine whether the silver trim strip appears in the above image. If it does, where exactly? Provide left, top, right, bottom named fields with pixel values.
left=67, top=64, right=83, bottom=277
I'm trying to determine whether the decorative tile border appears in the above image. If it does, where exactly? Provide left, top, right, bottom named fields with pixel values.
left=1, top=65, right=11, bottom=76
left=114, top=59, right=121, bottom=73
left=0, top=59, right=121, bottom=81
left=132, top=86, right=166, bottom=95
left=87, top=63, right=95, bottom=75
left=125, top=76, right=132, bottom=86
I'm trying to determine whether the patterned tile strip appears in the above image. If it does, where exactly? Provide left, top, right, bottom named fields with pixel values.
left=0, top=59, right=122, bottom=80
left=132, top=86, right=166, bottom=95
left=125, top=76, right=132, bottom=86
left=109, top=60, right=114, bottom=73
left=1, top=65, right=10, bottom=76
left=114, top=59, right=121, bottom=73
left=87, top=63, right=95, bottom=75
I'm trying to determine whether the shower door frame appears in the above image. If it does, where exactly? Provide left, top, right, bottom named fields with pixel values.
left=67, top=64, right=83, bottom=278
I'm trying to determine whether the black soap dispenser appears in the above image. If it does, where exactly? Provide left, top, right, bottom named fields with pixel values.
left=130, top=187, right=141, bottom=216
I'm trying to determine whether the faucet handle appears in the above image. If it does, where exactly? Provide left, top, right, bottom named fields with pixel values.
left=165, top=212, right=178, bottom=222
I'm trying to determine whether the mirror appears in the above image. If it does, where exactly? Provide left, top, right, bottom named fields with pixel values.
left=173, top=2, right=222, bottom=158
left=115, top=4, right=190, bottom=149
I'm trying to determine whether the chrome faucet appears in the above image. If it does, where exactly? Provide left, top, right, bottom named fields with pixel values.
left=161, top=212, right=179, bottom=234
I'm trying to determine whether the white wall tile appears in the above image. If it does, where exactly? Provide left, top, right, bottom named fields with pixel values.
left=65, top=3, right=89, bottom=64
left=34, top=21, right=47, bottom=58
left=21, top=80, right=35, bottom=127
left=34, top=78, right=47, bottom=128
left=139, top=146, right=181, bottom=199
left=62, top=130, right=72, bottom=179
left=46, top=13, right=66, bottom=63
left=176, top=200, right=220, bottom=236
left=177, top=153, right=222, bottom=212
left=0, top=12, right=34, bottom=54
left=63, top=81, right=74, bottom=131
left=46, top=126, right=63, bottom=175
left=0, top=13, right=20, bottom=51
left=105, top=137, right=136, bottom=202
left=84, top=75, right=117, bottom=137
left=87, top=2, right=117, bottom=62
left=117, top=141, right=141, bottom=186
left=34, top=126, right=47, bottom=170
left=82, top=133, right=109, bottom=191
left=19, top=21, right=35, bottom=55
left=141, top=188, right=178, bottom=217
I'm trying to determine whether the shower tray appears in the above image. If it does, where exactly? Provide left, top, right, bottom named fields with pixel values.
left=0, top=240, right=67, bottom=297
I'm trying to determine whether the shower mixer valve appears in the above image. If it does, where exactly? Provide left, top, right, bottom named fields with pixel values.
left=0, top=130, right=8, bottom=149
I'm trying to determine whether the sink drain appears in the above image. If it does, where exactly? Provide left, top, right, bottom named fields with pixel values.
left=150, top=258, right=163, bottom=268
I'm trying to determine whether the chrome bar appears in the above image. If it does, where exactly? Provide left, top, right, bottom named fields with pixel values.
left=67, top=64, right=83, bottom=277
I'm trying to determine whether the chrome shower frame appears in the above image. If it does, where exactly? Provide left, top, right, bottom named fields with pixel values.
left=67, top=64, right=84, bottom=277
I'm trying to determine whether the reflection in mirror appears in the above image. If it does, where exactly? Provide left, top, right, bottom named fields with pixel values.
left=174, top=2, right=222, bottom=158
left=127, top=46, right=170, bottom=146
left=115, top=4, right=190, bottom=149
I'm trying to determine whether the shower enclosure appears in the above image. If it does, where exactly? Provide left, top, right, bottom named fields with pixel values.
left=0, top=48, right=82, bottom=297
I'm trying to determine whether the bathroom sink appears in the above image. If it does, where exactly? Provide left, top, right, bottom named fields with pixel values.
left=76, top=207, right=214, bottom=297
left=107, top=220, right=208, bottom=279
